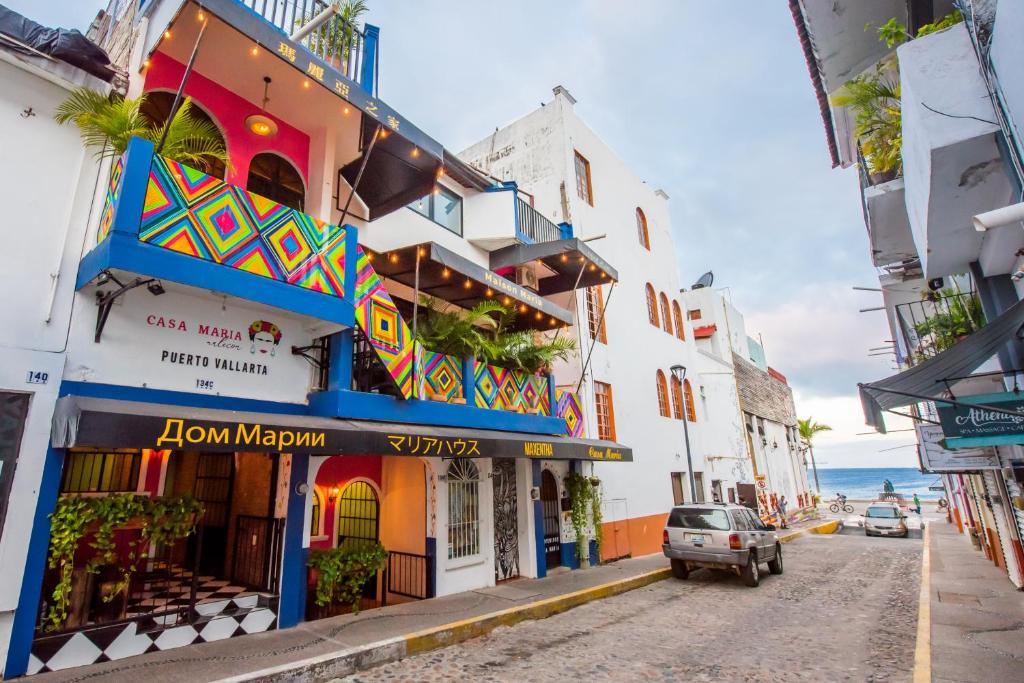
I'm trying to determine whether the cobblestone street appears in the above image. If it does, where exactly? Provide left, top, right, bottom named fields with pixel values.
left=337, top=532, right=922, bottom=682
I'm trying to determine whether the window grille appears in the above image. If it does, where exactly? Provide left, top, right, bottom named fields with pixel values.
left=60, top=450, right=141, bottom=493
left=337, top=481, right=379, bottom=549
left=447, top=459, right=480, bottom=560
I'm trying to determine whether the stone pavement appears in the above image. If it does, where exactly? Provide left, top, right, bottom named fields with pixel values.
left=32, top=516, right=832, bottom=683
left=928, top=516, right=1024, bottom=682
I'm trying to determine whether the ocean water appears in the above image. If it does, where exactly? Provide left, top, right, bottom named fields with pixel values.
left=812, top=467, right=943, bottom=500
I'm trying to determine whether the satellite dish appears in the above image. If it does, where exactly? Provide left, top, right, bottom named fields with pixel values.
left=691, top=271, right=714, bottom=290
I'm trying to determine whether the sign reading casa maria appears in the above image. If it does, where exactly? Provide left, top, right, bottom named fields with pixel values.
left=65, top=289, right=321, bottom=404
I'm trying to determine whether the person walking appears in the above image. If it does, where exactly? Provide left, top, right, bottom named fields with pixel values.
left=777, top=495, right=789, bottom=529
left=913, top=493, right=922, bottom=515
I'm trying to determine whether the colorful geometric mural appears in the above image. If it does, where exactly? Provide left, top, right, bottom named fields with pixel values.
left=352, top=246, right=416, bottom=399
left=138, top=156, right=348, bottom=297
left=422, top=350, right=463, bottom=401
left=475, top=363, right=551, bottom=415
left=96, top=155, right=125, bottom=244
left=556, top=388, right=585, bottom=438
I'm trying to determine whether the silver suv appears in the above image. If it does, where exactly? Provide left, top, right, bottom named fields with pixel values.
left=662, top=503, right=783, bottom=587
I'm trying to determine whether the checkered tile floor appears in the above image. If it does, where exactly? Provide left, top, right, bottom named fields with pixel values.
left=125, top=570, right=252, bottom=619
left=30, top=569, right=278, bottom=675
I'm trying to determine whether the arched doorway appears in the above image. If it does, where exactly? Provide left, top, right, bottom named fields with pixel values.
left=246, top=152, right=305, bottom=210
left=540, top=470, right=561, bottom=569
left=336, top=480, right=379, bottom=549
left=140, top=91, right=227, bottom=179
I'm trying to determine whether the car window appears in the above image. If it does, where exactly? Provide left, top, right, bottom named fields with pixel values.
left=667, top=507, right=731, bottom=531
left=866, top=506, right=898, bottom=518
left=744, top=509, right=767, bottom=530
left=730, top=510, right=751, bottom=530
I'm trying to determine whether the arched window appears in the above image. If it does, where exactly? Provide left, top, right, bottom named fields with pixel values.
left=310, top=486, right=324, bottom=537
left=247, top=152, right=305, bottom=211
left=337, top=481, right=379, bottom=550
left=645, top=284, right=659, bottom=327
left=683, top=379, right=697, bottom=422
left=659, top=293, right=673, bottom=335
left=447, top=459, right=480, bottom=559
left=140, top=91, right=227, bottom=179
left=636, top=208, right=650, bottom=250
left=670, top=375, right=684, bottom=420
left=656, top=370, right=670, bottom=417
left=672, top=301, right=686, bottom=341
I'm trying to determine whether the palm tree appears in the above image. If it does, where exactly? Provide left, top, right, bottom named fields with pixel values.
left=798, top=418, right=831, bottom=494
left=55, top=89, right=227, bottom=171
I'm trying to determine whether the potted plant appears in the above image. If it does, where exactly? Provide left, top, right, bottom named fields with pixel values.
left=831, top=71, right=902, bottom=182
left=308, top=542, right=388, bottom=616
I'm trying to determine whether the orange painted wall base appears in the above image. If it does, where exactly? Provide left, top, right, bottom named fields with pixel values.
left=600, top=512, right=669, bottom=562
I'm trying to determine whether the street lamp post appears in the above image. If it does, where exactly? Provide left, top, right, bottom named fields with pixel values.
left=670, top=364, right=697, bottom=502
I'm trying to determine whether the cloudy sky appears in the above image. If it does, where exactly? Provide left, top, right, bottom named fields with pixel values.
left=11, top=0, right=917, bottom=468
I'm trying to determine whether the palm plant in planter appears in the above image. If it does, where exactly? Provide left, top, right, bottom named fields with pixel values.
left=913, top=289, right=985, bottom=358
left=831, top=71, right=902, bottom=182
left=55, top=89, right=228, bottom=170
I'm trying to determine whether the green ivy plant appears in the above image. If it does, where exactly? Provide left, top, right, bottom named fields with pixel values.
left=564, top=472, right=602, bottom=564
left=867, top=10, right=962, bottom=48
left=308, top=542, right=388, bottom=612
left=44, top=494, right=203, bottom=632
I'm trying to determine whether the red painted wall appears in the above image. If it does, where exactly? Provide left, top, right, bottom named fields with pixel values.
left=144, top=52, right=310, bottom=187
left=311, top=456, right=382, bottom=550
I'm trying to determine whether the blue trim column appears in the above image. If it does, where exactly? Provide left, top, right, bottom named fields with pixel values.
left=425, top=537, right=437, bottom=598
left=110, top=137, right=155, bottom=239
left=546, top=375, right=557, bottom=418
left=327, top=330, right=353, bottom=392
left=359, top=25, right=379, bottom=95
left=5, top=446, right=64, bottom=678
left=278, top=453, right=310, bottom=629
left=532, top=460, right=546, bottom=578
left=462, top=356, right=476, bottom=406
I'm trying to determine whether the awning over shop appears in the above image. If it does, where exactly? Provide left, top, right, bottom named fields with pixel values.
left=859, top=297, right=1024, bottom=432
left=488, top=238, right=618, bottom=295
left=52, top=397, right=633, bottom=462
left=365, top=242, right=575, bottom=329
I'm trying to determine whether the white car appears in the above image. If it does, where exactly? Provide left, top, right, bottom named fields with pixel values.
left=864, top=502, right=908, bottom=538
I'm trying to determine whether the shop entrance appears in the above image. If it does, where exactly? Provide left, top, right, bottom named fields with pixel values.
left=493, top=458, right=520, bottom=581
left=540, top=470, right=562, bottom=569
left=190, top=452, right=234, bottom=576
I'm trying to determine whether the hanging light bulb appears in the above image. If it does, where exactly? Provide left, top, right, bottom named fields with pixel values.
left=245, top=76, right=278, bottom=137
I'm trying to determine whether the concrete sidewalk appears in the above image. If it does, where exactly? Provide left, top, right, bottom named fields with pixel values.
left=926, top=517, right=1024, bottom=682
left=34, top=517, right=832, bottom=683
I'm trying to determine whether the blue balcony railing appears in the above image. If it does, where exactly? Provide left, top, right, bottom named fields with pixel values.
left=237, top=0, right=378, bottom=95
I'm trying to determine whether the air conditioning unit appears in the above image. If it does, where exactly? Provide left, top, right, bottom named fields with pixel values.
left=515, top=266, right=539, bottom=292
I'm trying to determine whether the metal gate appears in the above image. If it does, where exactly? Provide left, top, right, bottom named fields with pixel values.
left=493, top=458, right=520, bottom=581
left=192, top=453, right=234, bottom=576
left=540, top=470, right=561, bottom=568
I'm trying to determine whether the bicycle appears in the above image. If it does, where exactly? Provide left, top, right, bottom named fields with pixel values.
left=828, top=495, right=854, bottom=514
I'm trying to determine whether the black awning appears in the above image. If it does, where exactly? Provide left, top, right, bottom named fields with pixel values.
left=52, top=396, right=632, bottom=462
left=488, top=238, right=618, bottom=295
left=366, top=242, right=575, bottom=330
left=859, top=297, right=1024, bottom=432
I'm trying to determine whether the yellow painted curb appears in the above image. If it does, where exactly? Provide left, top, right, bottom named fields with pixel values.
left=808, top=520, right=841, bottom=535
left=913, top=524, right=931, bottom=683
left=403, top=567, right=672, bottom=656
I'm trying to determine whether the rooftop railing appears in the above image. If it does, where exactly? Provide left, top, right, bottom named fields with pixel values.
left=516, top=197, right=564, bottom=244
left=238, top=0, right=375, bottom=93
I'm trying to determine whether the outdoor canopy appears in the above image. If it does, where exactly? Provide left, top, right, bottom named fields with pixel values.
left=859, top=297, right=1024, bottom=433
left=51, top=396, right=633, bottom=462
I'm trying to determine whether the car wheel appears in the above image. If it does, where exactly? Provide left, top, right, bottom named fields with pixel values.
left=741, top=551, right=760, bottom=587
left=670, top=559, right=689, bottom=580
left=768, top=544, right=783, bottom=575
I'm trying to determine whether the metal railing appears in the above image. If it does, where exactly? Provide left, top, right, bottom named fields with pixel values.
left=385, top=551, right=432, bottom=600
left=895, top=290, right=985, bottom=367
left=517, top=197, right=562, bottom=243
left=238, top=0, right=370, bottom=87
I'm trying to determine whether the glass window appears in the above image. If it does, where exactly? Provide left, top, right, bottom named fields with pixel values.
left=683, top=380, right=697, bottom=422
left=866, top=506, right=899, bottom=519
left=60, top=450, right=141, bottom=493
left=409, top=187, right=463, bottom=235
left=594, top=381, right=616, bottom=441
left=337, top=481, right=379, bottom=549
left=745, top=509, right=767, bottom=530
left=310, top=486, right=324, bottom=537
left=731, top=510, right=751, bottom=530
left=586, top=286, right=607, bottom=343
left=645, top=284, right=659, bottom=327
left=636, top=208, right=649, bottom=249
left=140, top=91, right=227, bottom=179
left=247, top=152, right=305, bottom=211
left=670, top=375, right=684, bottom=420
left=688, top=309, right=702, bottom=321
left=659, top=293, right=673, bottom=335
left=673, top=302, right=686, bottom=341
left=574, top=150, right=593, bottom=205
left=448, top=459, right=480, bottom=559
left=656, top=370, right=670, bottom=417
left=667, top=507, right=730, bottom=531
